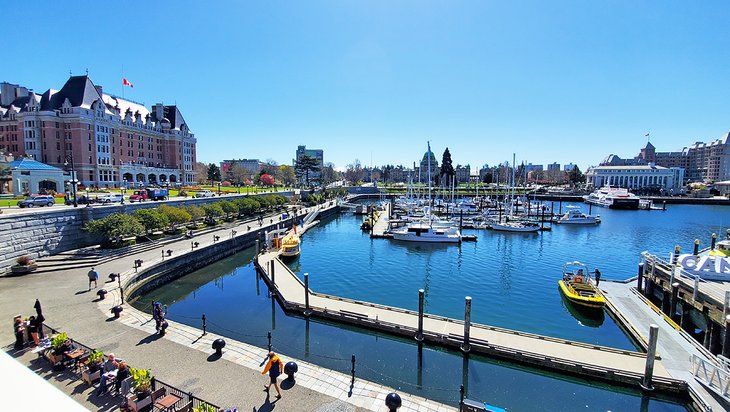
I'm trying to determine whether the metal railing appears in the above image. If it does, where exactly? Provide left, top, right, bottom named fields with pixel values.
left=690, top=354, right=730, bottom=402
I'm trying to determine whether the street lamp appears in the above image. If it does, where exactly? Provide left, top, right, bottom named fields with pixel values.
left=121, top=177, right=126, bottom=204
left=217, top=181, right=221, bottom=196
left=63, top=153, right=78, bottom=207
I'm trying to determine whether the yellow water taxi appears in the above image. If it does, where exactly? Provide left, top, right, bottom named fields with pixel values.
left=280, top=227, right=301, bottom=258
left=558, top=261, right=605, bottom=309
left=709, top=238, right=730, bottom=257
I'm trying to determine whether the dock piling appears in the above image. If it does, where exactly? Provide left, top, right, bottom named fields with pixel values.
left=304, top=273, right=310, bottom=316
left=693, top=239, right=700, bottom=256
left=711, top=233, right=717, bottom=250
left=351, top=354, right=356, bottom=386
left=461, top=296, right=472, bottom=353
left=271, top=260, right=276, bottom=287
left=723, top=316, right=730, bottom=358
left=637, top=262, right=644, bottom=294
left=693, top=277, right=699, bottom=301
left=670, top=283, right=680, bottom=320
left=202, top=314, right=206, bottom=335
left=673, top=245, right=680, bottom=264
left=416, top=289, right=424, bottom=342
left=641, top=324, right=659, bottom=391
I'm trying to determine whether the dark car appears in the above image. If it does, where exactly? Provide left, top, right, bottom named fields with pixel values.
left=65, top=195, right=96, bottom=205
left=17, top=195, right=55, bottom=208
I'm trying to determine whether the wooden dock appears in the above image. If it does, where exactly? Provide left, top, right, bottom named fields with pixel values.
left=254, top=250, right=687, bottom=394
left=370, top=203, right=390, bottom=238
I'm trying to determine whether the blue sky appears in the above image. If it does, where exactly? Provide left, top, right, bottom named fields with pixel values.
left=4, top=1, right=730, bottom=171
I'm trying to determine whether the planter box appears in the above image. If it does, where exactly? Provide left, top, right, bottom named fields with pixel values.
left=127, top=392, right=152, bottom=412
left=10, top=264, right=37, bottom=275
left=47, top=352, right=63, bottom=365
left=81, top=368, right=100, bottom=385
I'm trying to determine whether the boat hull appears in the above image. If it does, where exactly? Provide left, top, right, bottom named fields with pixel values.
left=491, top=223, right=539, bottom=233
left=391, top=233, right=461, bottom=243
left=608, top=198, right=640, bottom=210
left=558, top=280, right=605, bottom=309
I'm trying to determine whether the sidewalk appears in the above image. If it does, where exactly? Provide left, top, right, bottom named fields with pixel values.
left=1, top=203, right=452, bottom=411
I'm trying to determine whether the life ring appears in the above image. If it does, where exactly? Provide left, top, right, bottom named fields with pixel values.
left=574, top=276, right=583, bottom=284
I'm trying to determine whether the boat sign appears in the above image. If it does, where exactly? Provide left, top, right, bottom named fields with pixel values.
left=677, top=254, right=730, bottom=279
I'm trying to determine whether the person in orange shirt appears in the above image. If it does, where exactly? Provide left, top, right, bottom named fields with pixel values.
left=261, top=351, right=284, bottom=399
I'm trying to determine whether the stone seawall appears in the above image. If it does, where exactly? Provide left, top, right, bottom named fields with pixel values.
left=0, top=191, right=293, bottom=272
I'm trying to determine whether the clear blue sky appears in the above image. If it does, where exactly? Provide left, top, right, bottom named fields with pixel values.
left=4, top=1, right=730, bottom=172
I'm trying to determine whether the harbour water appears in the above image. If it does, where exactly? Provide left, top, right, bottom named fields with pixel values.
left=134, top=203, right=728, bottom=411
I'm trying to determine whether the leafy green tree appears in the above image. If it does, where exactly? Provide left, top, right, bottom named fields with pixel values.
left=440, top=148, right=454, bottom=186
left=133, top=209, right=169, bottom=234
left=207, top=163, right=222, bottom=184
left=84, top=213, right=144, bottom=242
left=219, top=200, right=238, bottom=218
left=158, top=205, right=191, bottom=229
left=278, top=165, right=297, bottom=187
left=257, top=196, right=274, bottom=210
left=202, top=202, right=224, bottom=219
left=235, top=197, right=260, bottom=216
left=294, top=154, right=320, bottom=187
left=186, top=205, right=206, bottom=224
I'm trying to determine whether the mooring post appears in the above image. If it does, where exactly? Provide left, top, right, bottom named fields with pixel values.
left=255, top=239, right=260, bottom=261
left=416, top=289, right=425, bottom=342
left=202, top=314, right=206, bottom=335
left=724, top=291, right=730, bottom=319
left=723, top=316, right=730, bottom=358
left=711, top=233, right=717, bottom=250
left=693, top=276, right=699, bottom=301
left=267, top=331, right=272, bottom=351
left=693, top=239, right=700, bottom=256
left=461, top=296, right=472, bottom=353
left=558, top=200, right=562, bottom=215
left=641, top=324, right=659, bottom=391
left=351, top=354, right=356, bottom=386
left=304, top=273, right=310, bottom=315
left=637, top=262, right=644, bottom=294
left=670, top=282, right=680, bottom=320
left=673, top=245, right=680, bottom=264
left=271, top=259, right=276, bottom=286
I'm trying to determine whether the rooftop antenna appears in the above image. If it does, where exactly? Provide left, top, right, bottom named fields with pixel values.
left=85, top=68, right=89, bottom=76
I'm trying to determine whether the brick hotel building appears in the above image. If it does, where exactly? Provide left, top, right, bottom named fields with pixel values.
left=0, top=75, right=197, bottom=190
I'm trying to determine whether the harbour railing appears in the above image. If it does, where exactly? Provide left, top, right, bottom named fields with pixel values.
left=690, top=354, right=730, bottom=403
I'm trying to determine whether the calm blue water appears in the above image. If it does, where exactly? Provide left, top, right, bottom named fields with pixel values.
left=134, top=203, right=728, bottom=411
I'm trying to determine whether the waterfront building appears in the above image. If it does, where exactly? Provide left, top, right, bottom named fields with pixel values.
left=454, top=164, right=471, bottom=184
left=6, top=157, right=74, bottom=196
left=524, top=163, right=543, bottom=173
left=601, top=134, right=730, bottom=183
left=294, top=145, right=324, bottom=184
left=220, top=158, right=262, bottom=175
left=418, top=148, right=439, bottom=184
left=0, top=77, right=197, bottom=188
left=547, top=162, right=561, bottom=171
left=585, top=164, right=685, bottom=192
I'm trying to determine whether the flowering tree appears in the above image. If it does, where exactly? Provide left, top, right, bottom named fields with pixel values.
left=260, top=173, right=275, bottom=186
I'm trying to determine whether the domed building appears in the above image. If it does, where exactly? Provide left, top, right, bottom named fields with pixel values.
left=418, top=148, right=439, bottom=184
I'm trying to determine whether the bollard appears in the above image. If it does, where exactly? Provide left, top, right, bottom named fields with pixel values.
left=461, top=296, right=472, bottom=353
left=641, top=324, right=659, bottom=391
left=304, top=273, right=310, bottom=315
left=284, top=361, right=298, bottom=382
left=202, top=314, right=206, bottom=335
left=97, top=289, right=107, bottom=300
left=351, top=354, right=356, bottom=385
left=191, top=241, right=194, bottom=251
left=637, top=262, right=644, bottom=294
left=416, top=289, right=424, bottom=342
left=212, top=338, right=226, bottom=356
left=723, top=316, right=730, bottom=358
left=711, top=233, right=717, bottom=250
left=385, top=393, right=402, bottom=412
left=693, top=239, right=700, bottom=256
left=670, top=283, right=680, bottom=320
left=673, top=245, right=680, bottom=264
left=111, top=305, right=123, bottom=319
left=693, top=277, right=699, bottom=301
left=267, top=331, right=272, bottom=351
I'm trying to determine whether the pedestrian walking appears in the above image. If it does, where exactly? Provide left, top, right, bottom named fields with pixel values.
left=594, top=268, right=601, bottom=286
left=262, top=351, right=284, bottom=399
left=88, top=267, right=99, bottom=290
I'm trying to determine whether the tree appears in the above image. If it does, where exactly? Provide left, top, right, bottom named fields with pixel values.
left=294, top=154, right=320, bottom=187
left=218, top=200, right=238, bottom=218
left=321, top=162, right=339, bottom=185
left=133, top=209, right=169, bottom=234
left=259, top=173, right=275, bottom=186
left=440, top=148, right=455, bottom=187
left=158, top=205, right=191, bottom=229
left=227, top=163, right=249, bottom=186
left=195, top=162, right=209, bottom=184
left=84, top=213, right=144, bottom=242
left=278, top=165, right=297, bottom=187
left=207, top=164, right=222, bottom=185
left=260, top=160, right=279, bottom=177
left=186, top=205, right=205, bottom=224
left=202, top=202, right=224, bottom=220
left=568, top=166, right=586, bottom=186
left=345, top=159, right=365, bottom=184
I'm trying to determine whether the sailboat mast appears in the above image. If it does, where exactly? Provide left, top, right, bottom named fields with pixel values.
left=427, top=141, right=432, bottom=202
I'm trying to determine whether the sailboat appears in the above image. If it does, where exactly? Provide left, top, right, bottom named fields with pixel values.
left=491, top=154, right=540, bottom=233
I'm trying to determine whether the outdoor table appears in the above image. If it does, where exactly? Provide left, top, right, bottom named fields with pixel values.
left=153, top=393, right=182, bottom=411
left=64, top=348, right=86, bottom=371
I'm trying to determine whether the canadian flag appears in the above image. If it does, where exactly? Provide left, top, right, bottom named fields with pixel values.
left=123, top=78, right=134, bottom=88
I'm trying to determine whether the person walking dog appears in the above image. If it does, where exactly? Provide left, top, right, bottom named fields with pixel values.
left=262, top=351, right=284, bottom=399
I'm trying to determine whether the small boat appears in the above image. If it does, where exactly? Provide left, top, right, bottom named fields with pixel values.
left=491, top=221, right=540, bottom=233
left=558, top=261, right=605, bottom=309
left=555, top=206, right=601, bottom=225
left=280, top=229, right=301, bottom=258
left=710, top=236, right=730, bottom=257
left=391, top=222, right=462, bottom=243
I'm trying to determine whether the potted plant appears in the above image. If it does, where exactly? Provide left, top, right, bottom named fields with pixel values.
left=11, top=255, right=37, bottom=274
left=82, top=350, right=103, bottom=385
left=193, top=402, right=217, bottom=412
left=48, top=332, right=68, bottom=364
left=127, top=367, right=154, bottom=411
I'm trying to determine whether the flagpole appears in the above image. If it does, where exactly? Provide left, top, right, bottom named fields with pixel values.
left=122, top=64, right=125, bottom=99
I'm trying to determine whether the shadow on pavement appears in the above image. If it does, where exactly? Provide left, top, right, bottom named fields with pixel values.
left=136, top=333, right=162, bottom=346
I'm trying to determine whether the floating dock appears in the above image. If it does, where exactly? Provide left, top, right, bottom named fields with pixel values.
left=254, top=250, right=688, bottom=395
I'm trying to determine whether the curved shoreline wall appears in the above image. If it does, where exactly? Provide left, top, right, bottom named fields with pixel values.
left=124, top=204, right=340, bottom=300
left=0, top=192, right=292, bottom=273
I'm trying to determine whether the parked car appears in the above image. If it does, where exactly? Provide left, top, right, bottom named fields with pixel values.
left=64, top=195, right=97, bottom=206
left=195, top=190, right=215, bottom=198
left=17, top=195, right=56, bottom=208
left=98, top=194, right=124, bottom=204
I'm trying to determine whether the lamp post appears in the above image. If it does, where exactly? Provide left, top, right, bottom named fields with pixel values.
left=121, top=177, right=126, bottom=204
left=63, top=153, right=78, bottom=207
left=217, top=181, right=221, bottom=196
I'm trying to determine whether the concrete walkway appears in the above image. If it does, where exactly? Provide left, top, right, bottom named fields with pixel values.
left=0, top=205, right=386, bottom=412
left=601, top=280, right=728, bottom=411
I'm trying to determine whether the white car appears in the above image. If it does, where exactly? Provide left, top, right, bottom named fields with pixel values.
left=195, top=190, right=216, bottom=198
left=98, top=194, right=124, bottom=204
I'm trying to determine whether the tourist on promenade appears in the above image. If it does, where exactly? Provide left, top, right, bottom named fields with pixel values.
left=262, top=351, right=284, bottom=399
left=96, top=354, right=118, bottom=395
left=88, top=267, right=99, bottom=290
left=152, top=302, right=164, bottom=332
left=13, top=315, right=24, bottom=349
left=27, top=315, right=40, bottom=346
left=594, top=268, right=601, bottom=286
left=114, top=362, right=130, bottom=394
